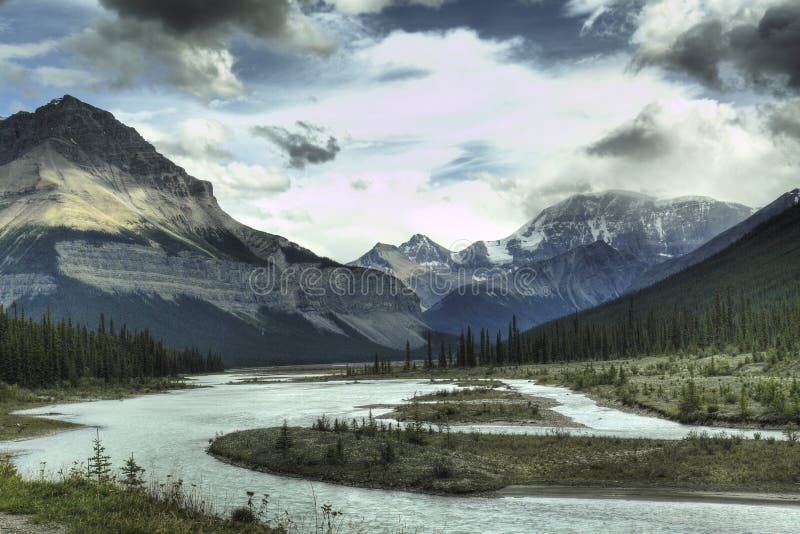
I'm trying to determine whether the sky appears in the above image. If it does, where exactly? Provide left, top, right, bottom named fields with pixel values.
left=1, top=0, right=799, bottom=262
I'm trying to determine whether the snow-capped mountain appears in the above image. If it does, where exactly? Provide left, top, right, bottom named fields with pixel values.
left=349, top=234, right=461, bottom=309
left=424, top=241, right=648, bottom=334
left=630, top=188, right=800, bottom=291
left=352, top=191, right=753, bottom=315
left=0, top=96, right=428, bottom=364
left=419, top=190, right=753, bottom=332
left=462, top=190, right=754, bottom=268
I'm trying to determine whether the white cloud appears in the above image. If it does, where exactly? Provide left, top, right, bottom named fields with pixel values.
left=212, top=28, right=695, bottom=260
left=524, top=97, right=798, bottom=214
left=0, top=39, right=58, bottom=61
left=320, top=0, right=451, bottom=15
left=633, top=0, right=779, bottom=52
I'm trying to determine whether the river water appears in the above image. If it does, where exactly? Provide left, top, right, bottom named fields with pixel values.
left=1, top=373, right=798, bottom=533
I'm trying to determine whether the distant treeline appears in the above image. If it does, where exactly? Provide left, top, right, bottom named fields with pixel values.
left=521, top=202, right=800, bottom=363
left=389, top=204, right=800, bottom=369
left=0, top=305, right=223, bottom=388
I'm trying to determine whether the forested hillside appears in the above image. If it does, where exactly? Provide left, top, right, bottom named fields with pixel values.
left=521, top=201, right=800, bottom=363
left=0, top=306, right=223, bottom=388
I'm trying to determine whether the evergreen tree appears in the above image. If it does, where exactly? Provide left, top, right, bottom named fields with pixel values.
left=426, top=332, right=433, bottom=370
left=438, top=341, right=447, bottom=369
left=88, top=429, right=112, bottom=483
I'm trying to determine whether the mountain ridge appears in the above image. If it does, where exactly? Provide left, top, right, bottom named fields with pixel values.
left=0, top=95, right=428, bottom=364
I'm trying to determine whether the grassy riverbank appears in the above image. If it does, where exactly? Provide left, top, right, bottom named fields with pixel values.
left=209, top=422, right=800, bottom=497
left=0, top=457, right=273, bottom=533
left=0, top=379, right=200, bottom=441
left=249, top=350, right=800, bottom=429
left=532, top=352, right=800, bottom=428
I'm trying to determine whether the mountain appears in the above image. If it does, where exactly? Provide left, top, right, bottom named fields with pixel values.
left=0, top=95, right=427, bottom=365
left=349, top=234, right=462, bottom=309
left=461, top=191, right=753, bottom=268
left=522, top=190, right=800, bottom=363
left=423, top=240, right=647, bottom=334
left=410, top=190, right=752, bottom=333
left=629, top=189, right=800, bottom=291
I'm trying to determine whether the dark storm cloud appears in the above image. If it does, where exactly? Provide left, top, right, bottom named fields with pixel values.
left=98, top=0, right=293, bottom=39
left=635, top=2, right=800, bottom=93
left=634, top=21, right=725, bottom=88
left=253, top=121, right=341, bottom=169
left=586, top=106, right=670, bottom=160
left=59, top=0, right=332, bottom=99
left=64, top=18, right=245, bottom=98
left=728, top=3, right=800, bottom=91
left=764, top=99, right=800, bottom=141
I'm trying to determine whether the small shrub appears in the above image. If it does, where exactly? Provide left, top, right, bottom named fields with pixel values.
left=230, top=506, right=257, bottom=523
left=380, top=440, right=396, bottom=465
left=275, top=420, right=293, bottom=451
left=431, top=458, right=452, bottom=479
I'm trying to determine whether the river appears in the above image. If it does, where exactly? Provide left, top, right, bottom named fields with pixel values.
left=1, top=373, right=798, bottom=533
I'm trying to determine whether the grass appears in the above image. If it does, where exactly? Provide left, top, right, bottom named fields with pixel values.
left=383, top=387, right=577, bottom=427
left=410, top=386, right=518, bottom=402
left=210, top=423, right=800, bottom=496
left=0, top=379, right=201, bottom=441
left=271, top=350, right=800, bottom=429
left=532, top=351, right=800, bottom=428
left=0, top=456, right=275, bottom=533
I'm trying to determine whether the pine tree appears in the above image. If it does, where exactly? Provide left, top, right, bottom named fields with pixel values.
left=426, top=332, right=433, bottom=370
left=121, top=453, right=146, bottom=490
left=404, top=340, right=412, bottom=371
left=276, top=420, right=292, bottom=451
left=88, top=429, right=112, bottom=483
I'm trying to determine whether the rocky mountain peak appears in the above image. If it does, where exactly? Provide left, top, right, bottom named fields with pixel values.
left=398, top=234, right=452, bottom=265
left=0, top=94, right=211, bottom=200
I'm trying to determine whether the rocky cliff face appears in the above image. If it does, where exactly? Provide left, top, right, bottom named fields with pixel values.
left=0, top=96, right=427, bottom=364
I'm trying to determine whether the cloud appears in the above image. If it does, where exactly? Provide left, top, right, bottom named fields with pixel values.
left=350, top=178, right=370, bottom=190
left=53, top=0, right=334, bottom=99
left=252, top=121, right=341, bottom=169
left=374, top=66, right=430, bottom=83
left=0, top=40, right=59, bottom=61
left=64, top=18, right=246, bottom=99
left=99, top=0, right=333, bottom=53
left=633, top=1, right=800, bottom=93
left=318, top=0, right=451, bottom=15
left=764, top=98, right=800, bottom=141
left=155, top=118, right=234, bottom=161
left=280, top=208, right=313, bottom=223
left=635, top=21, right=725, bottom=88
left=728, top=3, right=800, bottom=91
left=522, top=98, right=797, bottom=218
left=127, top=117, right=291, bottom=200
left=430, top=141, right=512, bottom=185
left=586, top=103, right=671, bottom=159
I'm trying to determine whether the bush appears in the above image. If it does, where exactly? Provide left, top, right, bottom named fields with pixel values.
left=229, top=506, right=257, bottom=523
left=431, top=458, right=452, bottom=479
